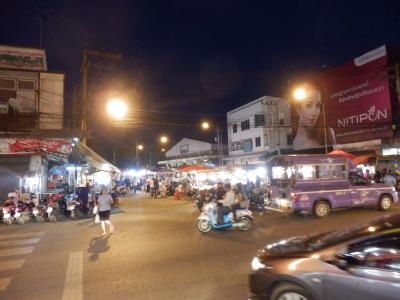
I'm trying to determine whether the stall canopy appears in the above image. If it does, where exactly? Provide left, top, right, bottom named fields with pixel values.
left=329, top=149, right=356, bottom=161
left=72, top=142, right=120, bottom=173
left=177, top=164, right=210, bottom=172
left=352, top=154, right=375, bottom=166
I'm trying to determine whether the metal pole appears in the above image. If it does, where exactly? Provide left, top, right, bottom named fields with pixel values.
left=275, top=102, right=281, bottom=155
left=136, top=140, right=139, bottom=168
left=322, top=101, right=328, bottom=154
left=149, top=152, right=152, bottom=168
left=217, top=123, right=222, bottom=166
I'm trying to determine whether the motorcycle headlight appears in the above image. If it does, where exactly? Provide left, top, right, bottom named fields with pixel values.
left=392, top=187, right=396, bottom=193
left=251, top=257, right=267, bottom=271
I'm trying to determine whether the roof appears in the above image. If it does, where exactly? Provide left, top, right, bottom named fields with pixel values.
left=226, top=95, right=284, bottom=115
left=73, top=142, right=120, bottom=173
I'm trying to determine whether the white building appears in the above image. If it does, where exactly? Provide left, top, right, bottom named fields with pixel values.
left=225, top=95, right=292, bottom=165
left=158, top=138, right=220, bottom=168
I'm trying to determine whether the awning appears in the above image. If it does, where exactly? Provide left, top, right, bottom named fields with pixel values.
left=177, top=164, right=210, bottom=172
left=72, top=142, right=120, bottom=173
left=352, top=154, right=375, bottom=166
left=329, top=149, right=356, bottom=160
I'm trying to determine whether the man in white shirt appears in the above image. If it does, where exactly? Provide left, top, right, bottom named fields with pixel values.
left=217, top=183, right=236, bottom=224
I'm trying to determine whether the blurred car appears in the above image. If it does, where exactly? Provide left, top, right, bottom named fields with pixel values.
left=249, top=213, right=400, bottom=300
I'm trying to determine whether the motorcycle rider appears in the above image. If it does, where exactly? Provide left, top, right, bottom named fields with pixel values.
left=232, top=183, right=250, bottom=219
left=217, top=183, right=236, bottom=224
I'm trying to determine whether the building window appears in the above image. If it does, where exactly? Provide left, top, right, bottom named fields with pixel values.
left=232, top=124, right=237, bottom=133
left=255, top=137, right=261, bottom=147
left=287, top=133, right=293, bottom=145
left=0, top=78, right=16, bottom=89
left=279, top=118, right=284, bottom=125
left=241, top=119, right=250, bottom=131
left=254, top=115, right=265, bottom=127
left=17, top=80, right=35, bottom=90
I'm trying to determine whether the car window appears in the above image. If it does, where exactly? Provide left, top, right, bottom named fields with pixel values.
left=348, top=231, right=400, bottom=252
left=350, top=175, right=369, bottom=186
left=364, top=248, right=400, bottom=271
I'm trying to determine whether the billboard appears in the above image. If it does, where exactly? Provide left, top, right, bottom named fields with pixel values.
left=0, top=45, right=47, bottom=71
left=291, top=45, right=392, bottom=150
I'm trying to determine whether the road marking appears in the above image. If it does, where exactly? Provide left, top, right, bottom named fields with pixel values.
left=0, top=238, right=40, bottom=247
left=264, top=206, right=285, bottom=213
left=0, top=259, right=25, bottom=272
left=0, top=232, right=44, bottom=241
left=0, top=277, right=11, bottom=291
left=62, top=251, right=83, bottom=300
left=0, top=247, right=34, bottom=257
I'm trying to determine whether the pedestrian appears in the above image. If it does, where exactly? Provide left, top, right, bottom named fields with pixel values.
left=96, top=189, right=114, bottom=236
left=146, top=178, right=151, bottom=195
left=153, top=177, right=159, bottom=198
left=383, top=170, right=396, bottom=187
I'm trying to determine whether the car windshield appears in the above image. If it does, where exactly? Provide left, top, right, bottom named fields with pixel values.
left=306, top=214, right=399, bottom=250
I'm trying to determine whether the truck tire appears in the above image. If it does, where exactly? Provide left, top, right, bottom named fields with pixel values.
left=378, top=195, right=392, bottom=211
left=313, top=200, right=330, bottom=218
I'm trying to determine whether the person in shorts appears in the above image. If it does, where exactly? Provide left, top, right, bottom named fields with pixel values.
left=96, top=189, right=114, bottom=235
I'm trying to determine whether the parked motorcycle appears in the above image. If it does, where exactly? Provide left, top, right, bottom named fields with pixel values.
left=196, top=201, right=254, bottom=233
left=2, top=206, right=15, bottom=225
left=14, top=201, right=31, bottom=225
left=32, top=205, right=46, bottom=223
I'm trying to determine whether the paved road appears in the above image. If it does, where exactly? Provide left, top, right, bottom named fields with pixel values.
left=0, top=193, right=399, bottom=300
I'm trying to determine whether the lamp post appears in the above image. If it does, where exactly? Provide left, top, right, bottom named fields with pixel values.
left=265, top=100, right=281, bottom=155
left=202, top=121, right=223, bottom=166
left=136, top=142, right=144, bottom=168
left=293, top=85, right=328, bottom=154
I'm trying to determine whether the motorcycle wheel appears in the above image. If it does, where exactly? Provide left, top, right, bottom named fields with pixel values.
left=197, top=219, right=212, bottom=233
left=36, top=215, right=45, bottom=223
left=16, top=217, right=25, bottom=225
left=238, top=217, right=252, bottom=231
left=4, top=218, right=13, bottom=225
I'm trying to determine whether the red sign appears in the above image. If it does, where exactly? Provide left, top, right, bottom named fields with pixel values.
left=321, top=45, right=392, bottom=144
left=0, top=139, right=72, bottom=155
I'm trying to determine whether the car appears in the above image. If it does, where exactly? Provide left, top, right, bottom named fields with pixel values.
left=249, top=213, right=400, bottom=300
left=266, top=155, right=398, bottom=218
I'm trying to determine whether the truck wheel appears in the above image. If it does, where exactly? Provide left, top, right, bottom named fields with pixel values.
left=378, top=195, right=392, bottom=211
left=313, top=201, right=330, bottom=218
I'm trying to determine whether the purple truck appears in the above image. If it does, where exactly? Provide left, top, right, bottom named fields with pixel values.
left=266, top=154, right=398, bottom=218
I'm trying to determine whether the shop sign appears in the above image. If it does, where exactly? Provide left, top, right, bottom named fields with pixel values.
left=0, top=45, right=47, bottom=71
left=0, top=139, right=72, bottom=156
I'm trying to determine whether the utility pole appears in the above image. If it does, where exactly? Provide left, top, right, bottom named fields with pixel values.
left=135, top=140, right=139, bottom=168
left=71, top=85, right=79, bottom=129
left=80, top=49, right=122, bottom=144
left=216, top=123, right=223, bottom=166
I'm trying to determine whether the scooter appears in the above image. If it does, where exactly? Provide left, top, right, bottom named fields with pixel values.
left=196, top=201, right=254, bottom=233
left=2, top=206, right=15, bottom=225
left=14, top=202, right=31, bottom=225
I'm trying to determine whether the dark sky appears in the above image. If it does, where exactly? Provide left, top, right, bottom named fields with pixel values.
left=1, top=0, right=400, bottom=167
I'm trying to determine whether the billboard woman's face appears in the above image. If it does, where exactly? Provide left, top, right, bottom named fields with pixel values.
left=297, top=91, right=321, bottom=128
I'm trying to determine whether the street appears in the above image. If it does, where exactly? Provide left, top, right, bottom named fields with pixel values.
left=0, top=193, right=399, bottom=300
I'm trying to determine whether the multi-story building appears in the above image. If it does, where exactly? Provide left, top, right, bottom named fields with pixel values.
left=225, top=95, right=292, bottom=165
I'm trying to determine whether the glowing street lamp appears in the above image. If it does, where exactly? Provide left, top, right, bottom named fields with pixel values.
left=201, top=121, right=210, bottom=130
left=106, top=98, right=128, bottom=120
left=137, top=144, right=144, bottom=151
left=160, top=136, right=168, bottom=144
left=161, top=148, right=166, bottom=152
left=293, top=87, right=307, bottom=101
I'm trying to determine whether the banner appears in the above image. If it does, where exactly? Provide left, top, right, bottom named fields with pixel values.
left=0, top=45, right=47, bottom=71
left=0, top=139, right=72, bottom=157
left=291, top=45, right=392, bottom=150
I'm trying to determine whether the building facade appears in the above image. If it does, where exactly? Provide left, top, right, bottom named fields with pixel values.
left=158, top=138, right=220, bottom=168
left=225, top=95, right=292, bottom=165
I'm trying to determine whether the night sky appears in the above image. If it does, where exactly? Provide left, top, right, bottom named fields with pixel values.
left=1, top=0, right=400, bottom=167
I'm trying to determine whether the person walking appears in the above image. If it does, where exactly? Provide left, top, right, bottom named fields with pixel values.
left=96, top=189, right=114, bottom=236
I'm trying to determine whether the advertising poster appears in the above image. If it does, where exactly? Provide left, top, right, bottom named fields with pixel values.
left=291, top=45, right=392, bottom=150
left=0, top=139, right=72, bottom=157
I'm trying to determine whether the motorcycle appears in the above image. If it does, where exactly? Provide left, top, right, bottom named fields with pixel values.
left=32, top=205, right=46, bottom=223
left=2, top=206, right=15, bottom=225
left=196, top=201, right=254, bottom=233
left=14, top=202, right=31, bottom=225
left=117, top=185, right=127, bottom=197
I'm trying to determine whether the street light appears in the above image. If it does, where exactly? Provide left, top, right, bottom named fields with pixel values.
left=160, top=136, right=168, bottom=144
left=137, top=144, right=144, bottom=151
left=293, top=87, right=307, bottom=101
left=106, top=98, right=128, bottom=120
left=201, top=121, right=210, bottom=130
left=161, top=148, right=166, bottom=152
left=201, top=121, right=223, bottom=166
